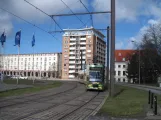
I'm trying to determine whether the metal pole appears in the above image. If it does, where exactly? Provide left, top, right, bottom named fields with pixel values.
left=33, top=46, right=34, bottom=84
left=139, top=48, right=140, bottom=84
left=1, top=46, right=4, bottom=82
left=81, top=50, right=83, bottom=70
left=148, top=90, right=151, bottom=104
left=107, top=26, right=110, bottom=89
left=151, top=93, right=154, bottom=108
left=154, top=96, right=157, bottom=115
left=17, top=46, right=20, bottom=84
left=110, top=0, right=115, bottom=97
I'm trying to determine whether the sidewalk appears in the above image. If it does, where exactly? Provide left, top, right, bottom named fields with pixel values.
left=0, top=82, right=33, bottom=92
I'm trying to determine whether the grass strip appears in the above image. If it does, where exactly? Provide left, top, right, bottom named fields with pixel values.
left=100, top=85, right=161, bottom=117
left=0, top=81, right=62, bottom=98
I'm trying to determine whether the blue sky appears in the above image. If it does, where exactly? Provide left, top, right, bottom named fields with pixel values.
left=0, top=0, right=161, bottom=54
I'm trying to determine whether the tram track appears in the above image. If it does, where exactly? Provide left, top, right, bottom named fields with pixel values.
left=58, top=92, right=100, bottom=120
left=12, top=89, right=88, bottom=120
left=0, top=82, right=78, bottom=109
left=14, top=91, right=100, bottom=120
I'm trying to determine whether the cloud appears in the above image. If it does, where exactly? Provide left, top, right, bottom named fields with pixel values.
left=119, top=18, right=161, bottom=49
left=92, top=0, right=161, bottom=22
left=0, top=0, right=87, bottom=35
left=0, top=11, right=13, bottom=36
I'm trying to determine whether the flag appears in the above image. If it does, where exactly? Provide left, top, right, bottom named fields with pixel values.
left=0, top=32, right=6, bottom=47
left=32, top=34, right=35, bottom=47
left=14, top=30, right=21, bottom=47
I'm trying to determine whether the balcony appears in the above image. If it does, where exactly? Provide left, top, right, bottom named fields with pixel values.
left=70, top=43, right=76, bottom=45
left=70, top=52, right=75, bottom=54
left=80, top=42, right=86, bottom=45
left=75, top=56, right=86, bottom=59
left=69, top=70, right=75, bottom=73
left=69, top=66, right=75, bottom=69
left=70, top=38, right=76, bottom=41
left=80, top=47, right=86, bottom=50
left=69, top=56, right=75, bottom=59
left=69, top=61, right=75, bottom=64
left=70, top=47, right=75, bottom=50
left=80, top=38, right=86, bottom=40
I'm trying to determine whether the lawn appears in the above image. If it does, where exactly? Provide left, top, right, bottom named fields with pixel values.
left=3, top=79, right=49, bottom=85
left=99, top=85, right=161, bottom=117
left=0, top=79, right=62, bottom=98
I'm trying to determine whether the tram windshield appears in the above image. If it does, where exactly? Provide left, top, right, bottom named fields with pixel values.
left=89, top=71, right=102, bottom=82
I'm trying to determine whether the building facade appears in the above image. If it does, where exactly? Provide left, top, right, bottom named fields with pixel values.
left=115, top=50, right=136, bottom=83
left=0, top=53, right=62, bottom=78
left=62, top=27, right=106, bottom=79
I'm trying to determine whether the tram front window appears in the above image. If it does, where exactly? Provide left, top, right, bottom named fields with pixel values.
left=89, top=71, right=101, bottom=82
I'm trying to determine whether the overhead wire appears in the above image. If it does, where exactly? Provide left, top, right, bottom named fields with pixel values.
left=79, top=0, right=93, bottom=27
left=24, top=0, right=63, bottom=32
left=60, top=0, right=86, bottom=27
left=0, top=7, right=59, bottom=40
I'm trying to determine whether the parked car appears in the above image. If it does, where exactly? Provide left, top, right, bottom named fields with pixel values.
left=19, top=76, right=28, bottom=79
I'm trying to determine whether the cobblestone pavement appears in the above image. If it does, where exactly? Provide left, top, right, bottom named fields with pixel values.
left=0, top=82, right=32, bottom=92
left=0, top=81, right=107, bottom=120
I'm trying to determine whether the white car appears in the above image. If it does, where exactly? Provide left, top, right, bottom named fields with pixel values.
left=19, top=76, right=28, bottom=79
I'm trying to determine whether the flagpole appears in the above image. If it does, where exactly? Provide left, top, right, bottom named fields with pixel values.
left=17, top=46, right=20, bottom=84
left=1, top=46, right=4, bottom=82
left=33, top=46, right=35, bottom=84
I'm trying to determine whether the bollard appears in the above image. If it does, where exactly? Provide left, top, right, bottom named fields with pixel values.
left=154, top=96, right=157, bottom=115
left=148, top=90, right=151, bottom=104
left=151, top=93, right=154, bottom=108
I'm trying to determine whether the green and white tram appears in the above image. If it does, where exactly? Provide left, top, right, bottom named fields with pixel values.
left=86, top=64, right=105, bottom=91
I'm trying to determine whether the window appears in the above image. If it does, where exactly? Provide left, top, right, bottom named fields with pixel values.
left=118, top=65, right=121, bottom=68
left=123, top=71, right=126, bottom=76
left=123, top=79, right=125, bottom=82
left=119, top=53, right=121, bottom=56
left=118, top=71, right=121, bottom=76
left=118, top=78, right=120, bottom=82
left=123, top=65, right=126, bottom=68
left=122, top=58, right=125, bottom=61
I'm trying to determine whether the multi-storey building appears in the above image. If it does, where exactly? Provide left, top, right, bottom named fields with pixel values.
left=62, top=27, right=106, bottom=79
left=115, top=50, right=136, bottom=83
left=0, top=53, right=62, bottom=78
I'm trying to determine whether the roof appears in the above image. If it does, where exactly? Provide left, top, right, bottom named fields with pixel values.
left=63, top=27, right=105, bottom=38
left=115, top=50, right=136, bottom=62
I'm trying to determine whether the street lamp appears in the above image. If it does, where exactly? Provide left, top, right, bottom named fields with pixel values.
left=131, top=40, right=140, bottom=84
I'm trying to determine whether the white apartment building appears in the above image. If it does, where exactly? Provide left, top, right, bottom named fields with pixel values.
left=115, top=50, right=135, bottom=83
left=62, top=27, right=106, bottom=79
left=0, top=53, right=62, bottom=78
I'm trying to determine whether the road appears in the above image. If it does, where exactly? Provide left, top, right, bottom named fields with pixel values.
left=0, top=81, right=107, bottom=120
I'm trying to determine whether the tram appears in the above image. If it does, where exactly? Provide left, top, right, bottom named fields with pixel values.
left=86, top=64, right=105, bottom=91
